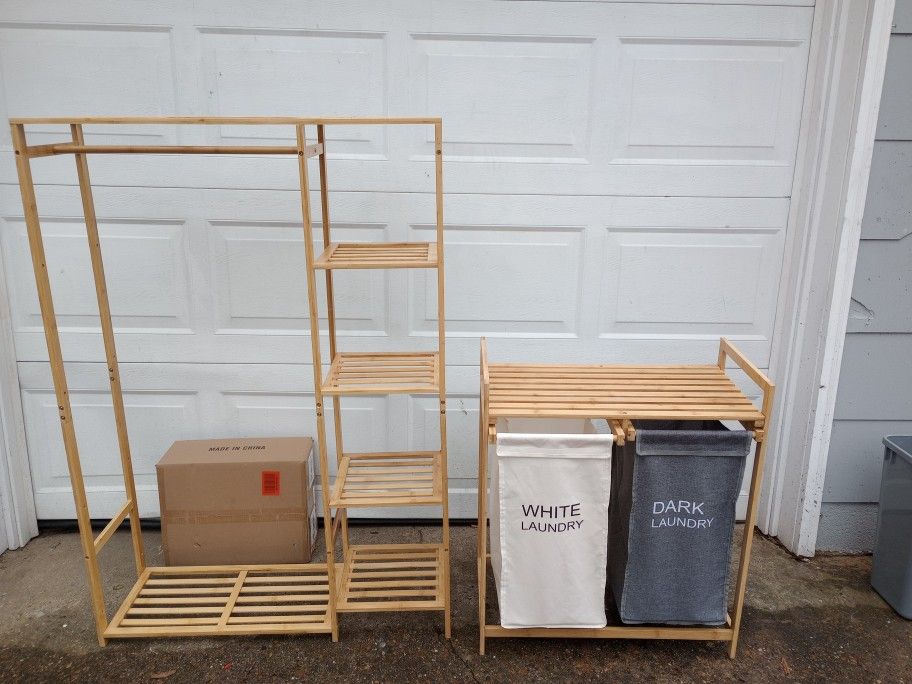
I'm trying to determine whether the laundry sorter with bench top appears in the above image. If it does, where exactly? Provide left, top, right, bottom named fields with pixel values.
left=476, top=337, right=774, bottom=658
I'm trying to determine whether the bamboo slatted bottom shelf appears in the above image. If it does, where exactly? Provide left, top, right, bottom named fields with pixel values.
left=331, top=452, right=444, bottom=507
left=336, top=544, right=446, bottom=613
left=104, top=564, right=332, bottom=639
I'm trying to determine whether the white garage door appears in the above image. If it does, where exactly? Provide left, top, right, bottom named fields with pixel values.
left=0, top=1, right=814, bottom=520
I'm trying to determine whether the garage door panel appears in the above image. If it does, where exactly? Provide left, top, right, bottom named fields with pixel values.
left=408, top=223, right=585, bottom=337
left=221, top=393, right=390, bottom=461
left=611, top=37, right=806, bottom=167
left=209, top=220, right=389, bottom=335
left=0, top=22, right=176, bottom=148
left=0, top=2, right=812, bottom=197
left=2, top=186, right=788, bottom=366
left=1, top=216, right=192, bottom=333
left=199, top=27, right=389, bottom=158
left=409, top=33, right=595, bottom=163
left=409, top=395, right=472, bottom=480
left=600, top=228, right=782, bottom=335
left=22, top=386, right=202, bottom=518
left=405, top=195, right=787, bottom=364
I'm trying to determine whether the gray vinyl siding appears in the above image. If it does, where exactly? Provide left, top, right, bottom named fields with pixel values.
left=819, top=4, right=912, bottom=552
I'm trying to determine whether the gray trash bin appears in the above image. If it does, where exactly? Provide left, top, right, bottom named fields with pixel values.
left=871, top=436, right=912, bottom=619
left=608, top=420, right=751, bottom=625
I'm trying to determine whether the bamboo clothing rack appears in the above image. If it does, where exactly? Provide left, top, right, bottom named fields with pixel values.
left=10, top=115, right=449, bottom=645
left=476, top=337, right=775, bottom=659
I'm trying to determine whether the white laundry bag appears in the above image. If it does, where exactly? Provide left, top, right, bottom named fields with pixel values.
left=490, top=418, right=614, bottom=628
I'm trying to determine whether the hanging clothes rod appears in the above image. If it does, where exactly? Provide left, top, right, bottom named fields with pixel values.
left=10, top=115, right=442, bottom=125
left=23, top=143, right=323, bottom=157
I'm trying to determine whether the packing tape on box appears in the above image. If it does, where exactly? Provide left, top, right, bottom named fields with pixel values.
left=163, top=508, right=308, bottom=525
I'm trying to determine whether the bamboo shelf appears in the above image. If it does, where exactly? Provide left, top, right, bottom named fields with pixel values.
left=336, top=544, right=447, bottom=613
left=9, top=116, right=448, bottom=645
left=314, top=242, right=438, bottom=269
left=331, top=452, right=444, bottom=508
left=322, top=352, right=440, bottom=396
left=476, top=337, right=775, bottom=659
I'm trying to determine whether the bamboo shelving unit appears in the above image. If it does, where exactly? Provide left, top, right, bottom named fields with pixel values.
left=476, top=337, right=775, bottom=658
left=9, top=115, right=448, bottom=645
left=306, top=121, right=451, bottom=636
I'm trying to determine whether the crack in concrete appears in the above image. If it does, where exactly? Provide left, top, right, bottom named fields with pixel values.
left=445, top=634, right=481, bottom=684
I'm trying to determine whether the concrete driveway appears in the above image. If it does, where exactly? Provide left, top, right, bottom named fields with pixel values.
left=0, top=524, right=909, bottom=683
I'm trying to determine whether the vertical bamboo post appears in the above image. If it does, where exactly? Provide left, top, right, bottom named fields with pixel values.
left=297, top=123, right=339, bottom=641
left=317, top=124, right=349, bottom=557
left=11, top=123, right=109, bottom=646
left=71, top=124, right=146, bottom=576
left=724, top=338, right=776, bottom=658
left=477, top=338, right=490, bottom=655
left=434, top=121, right=451, bottom=639
left=727, top=389, right=774, bottom=657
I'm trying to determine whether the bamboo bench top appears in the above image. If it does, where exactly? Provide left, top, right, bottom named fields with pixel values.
left=484, top=363, right=765, bottom=423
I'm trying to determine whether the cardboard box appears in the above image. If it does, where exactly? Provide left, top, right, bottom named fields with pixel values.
left=156, top=437, right=317, bottom=566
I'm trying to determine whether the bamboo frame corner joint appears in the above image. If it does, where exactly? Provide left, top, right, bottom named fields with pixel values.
left=9, top=116, right=446, bottom=645
left=476, top=336, right=775, bottom=658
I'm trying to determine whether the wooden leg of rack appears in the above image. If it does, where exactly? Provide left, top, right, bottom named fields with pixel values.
left=318, top=126, right=348, bottom=564
left=728, top=432, right=772, bottom=658
left=433, top=121, right=451, bottom=640
left=12, top=123, right=110, bottom=646
left=71, top=124, right=147, bottom=577
left=298, top=123, right=338, bottom=643
left=440, top=405, right=451, bottom=639
left=331, top=396, right=350, bottom=558
left=477, top=349, right=489, bottom=655
left=317, top=412, right=340, bottom=643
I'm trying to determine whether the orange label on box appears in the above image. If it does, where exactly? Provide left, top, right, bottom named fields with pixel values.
left=261, top=470, right=280, bottom=496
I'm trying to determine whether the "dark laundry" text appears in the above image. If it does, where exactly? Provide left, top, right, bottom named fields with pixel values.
left=650, top=500, right=714, bottom=529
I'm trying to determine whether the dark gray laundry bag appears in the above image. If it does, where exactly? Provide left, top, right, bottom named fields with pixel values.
left=608, top=420, right=751, bottom=625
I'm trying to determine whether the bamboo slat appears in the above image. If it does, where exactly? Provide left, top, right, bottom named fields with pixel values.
left=92, top=499, right=132, bottom=553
